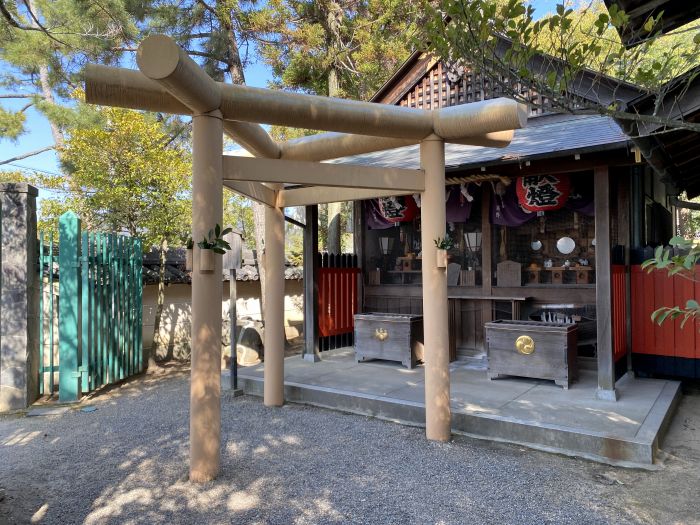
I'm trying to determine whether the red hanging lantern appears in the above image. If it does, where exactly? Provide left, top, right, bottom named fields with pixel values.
left=516, top=174, right=571, bottom=212
left=377, top=195, right=418, bottom=223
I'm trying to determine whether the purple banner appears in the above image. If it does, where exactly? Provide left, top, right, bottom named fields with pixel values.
left=366, top=198, right=396, bottom=230
left=365, top=184, right=475, bottom=230
left=491, top=182, right=536, bottom=226
left=445, top=184, right=474, bottom=223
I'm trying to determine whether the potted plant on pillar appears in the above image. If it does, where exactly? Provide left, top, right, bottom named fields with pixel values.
left=434, top=236, right=454, bottom=269
left=197, top=224, right=232, bottom=272
left=185, top=237, right=194, bottom=271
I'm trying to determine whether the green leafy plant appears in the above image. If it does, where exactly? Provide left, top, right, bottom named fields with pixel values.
left=642, top=236, right=700, bottom=327
left=434, top=236, right=455, bottom=250
left=197, top=224, right=233, bottom=254
left=186, top=237, right=194, bottom=249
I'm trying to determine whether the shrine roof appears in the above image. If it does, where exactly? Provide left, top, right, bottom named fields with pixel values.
left=327, top=113, right=630, bottom=172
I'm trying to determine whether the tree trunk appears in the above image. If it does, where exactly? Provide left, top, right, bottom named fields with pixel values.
left=219, top=3, right=268, bottom=319
left=26, top=0, right=64, bottom=149
left=150, top=237, right=168, bottom=369
left=252, top=201, right=267, bottom=319
left=323, top=0, right=343, bottom=255
left=327, top=202, right=342, bottom=254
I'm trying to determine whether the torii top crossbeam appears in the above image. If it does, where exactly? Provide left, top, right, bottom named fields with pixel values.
left=86, top=35, right=526, bottom=163
left=84, top=34, right=527, bottom=484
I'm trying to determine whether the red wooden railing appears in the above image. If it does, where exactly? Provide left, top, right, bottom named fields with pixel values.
left=611, top=265, right=627, bottom=362
left=630, top=265, right=700, bottom=362
left=318, top=267, right=361, bottom=337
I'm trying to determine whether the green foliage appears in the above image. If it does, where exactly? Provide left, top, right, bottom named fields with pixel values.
left=642, top=236, right=700, bottom=328
left=0, top=105, right=26, bottom=139
left=258, top=0, right=421, bottom=100
left=55, top=105, right=192, bottom=249
left=224, top=191, right=254, bottom=248
left=434, top=236, right=454, bottom=250
left=0, top=169, right=27, bottom=183
left=0, top=0, right=138, bottom=141
left=197, top=223, right=233, bottom=254
left=423, top=0, right=700, bottom=130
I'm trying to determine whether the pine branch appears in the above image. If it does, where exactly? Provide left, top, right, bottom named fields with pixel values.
left=20, top=0, right=71, bottom=47
left=0, top=146, right=55, bottom=166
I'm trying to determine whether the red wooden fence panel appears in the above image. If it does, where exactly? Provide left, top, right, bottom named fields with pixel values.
left=611, top=265, right=627, bottom=362
left=318, top=267, right=361, bottom=337
left=629, top=265, right=700, bottom=362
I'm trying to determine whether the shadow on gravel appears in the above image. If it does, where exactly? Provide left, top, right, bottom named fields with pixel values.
left=1, top=372, right=699, bottom=524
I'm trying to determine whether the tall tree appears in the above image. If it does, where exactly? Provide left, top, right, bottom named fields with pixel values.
left=259, top=0, right=421, bottom=253
left=138, top=0, right=275, bottom=316
left=57, top=104, right=192, bottom=368
left=259, top=0, right=421, bottom=99
left=0, top=0, right=138, bottom=164
left=423, top=0, right=700, bottom=134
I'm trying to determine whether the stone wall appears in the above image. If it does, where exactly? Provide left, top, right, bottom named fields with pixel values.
left=142, top=280, right=304, bottom=361
left=0, top=183, right=39, bottom=411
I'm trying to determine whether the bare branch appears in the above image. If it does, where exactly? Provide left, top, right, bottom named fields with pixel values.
left=0, top=146, right=55, bottom=166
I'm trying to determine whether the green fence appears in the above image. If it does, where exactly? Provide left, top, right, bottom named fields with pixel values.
left=39, top=212, right=143, bottom=402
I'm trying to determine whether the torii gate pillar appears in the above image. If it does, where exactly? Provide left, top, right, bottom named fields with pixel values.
left=420, top=135, right=451, bottom=442
left=190, top=110, right=224, bottom=482
left=264, top=199, right=286, bottom=406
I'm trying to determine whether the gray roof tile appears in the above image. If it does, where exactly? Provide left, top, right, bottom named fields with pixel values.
left=327, top=114, right=629, bottom=170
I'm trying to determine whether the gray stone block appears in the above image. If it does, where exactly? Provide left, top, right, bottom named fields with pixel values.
left=0, top=183, right=39, bottom=412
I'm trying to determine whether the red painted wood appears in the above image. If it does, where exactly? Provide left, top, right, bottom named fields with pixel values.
left=611, top=265, right=627, bottom=362
left=318, top=267, right=361, bottom=337
left=631, top=266, right=645, bottom=355
left=673, top=269, right=695, bottom=360
left=630, top=264, right=700, bottom=360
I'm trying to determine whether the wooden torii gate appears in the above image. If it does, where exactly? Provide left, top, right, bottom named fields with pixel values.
left=85, top=34, right=527, bottom=482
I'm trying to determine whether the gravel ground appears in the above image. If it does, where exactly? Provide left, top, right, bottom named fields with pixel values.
left=1, top=370, right=698, bottom=525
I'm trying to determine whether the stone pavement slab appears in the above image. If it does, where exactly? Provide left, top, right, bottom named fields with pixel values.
left=233, top=348, right=681, bottom=466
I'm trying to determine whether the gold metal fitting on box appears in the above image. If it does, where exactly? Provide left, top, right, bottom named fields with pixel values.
left=515, top=335, right=535, bottom=355
left=374, top=328, right=389, bottom=341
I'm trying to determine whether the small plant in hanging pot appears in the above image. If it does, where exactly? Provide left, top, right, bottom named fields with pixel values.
left=185, top=237, right=194, bottom=271
left=197, top=224, right=232, bottom=272
left=434, top=236, right=454, bottom=269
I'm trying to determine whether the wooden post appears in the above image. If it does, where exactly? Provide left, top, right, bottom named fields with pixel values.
left=481, top=183, right=493, bottom=328
left=264, top=202, right=286, bottom=406
left=229, top=269, right=241, bottom=391
left=420, top=135, right=451, bottom=442
left=594, top=166, right=618, bottom=401
left=353, top=201, right=365, bottom=315
left=616, top=170, right=634, bottom=375
left=189, top=110, right=224, bottom=482
left=303, top=205, right=320, bottom=362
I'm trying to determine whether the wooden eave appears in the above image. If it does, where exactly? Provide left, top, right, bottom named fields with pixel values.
left=604, top=0, right=700, bottom=47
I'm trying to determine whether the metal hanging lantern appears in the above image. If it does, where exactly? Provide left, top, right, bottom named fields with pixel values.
left=379, top=236, right=395, bottom=255
left=464, top=232, right=482, bottom=252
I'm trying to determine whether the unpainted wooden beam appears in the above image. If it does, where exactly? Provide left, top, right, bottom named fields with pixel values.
left=223, top=180, right=277, bottom=207
left=278, top=186, right=415, bottom=207
left=222, top=155, right=424, bottom=192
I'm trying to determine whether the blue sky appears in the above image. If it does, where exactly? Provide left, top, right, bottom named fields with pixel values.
left=0, top=0, right=559, bottom=184
left=0, top=54, right=273, bottom=180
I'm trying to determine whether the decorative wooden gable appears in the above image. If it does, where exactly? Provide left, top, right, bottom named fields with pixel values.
left=372, top=52, right=550, bottom=116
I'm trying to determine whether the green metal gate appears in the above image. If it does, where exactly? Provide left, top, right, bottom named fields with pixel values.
left=39, top=212, right=143, bottom=401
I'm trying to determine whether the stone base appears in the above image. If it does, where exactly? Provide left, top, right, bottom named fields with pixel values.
left=595, top=388, right=619, bottom=402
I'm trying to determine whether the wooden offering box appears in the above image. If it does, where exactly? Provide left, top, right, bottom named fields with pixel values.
left=354, top=313, right=424, bottom=369
left=485, top=320, right=578, bottom=389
